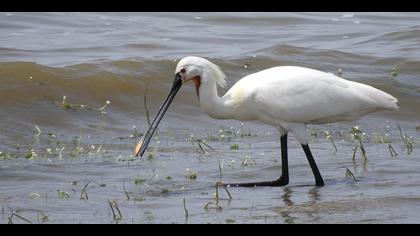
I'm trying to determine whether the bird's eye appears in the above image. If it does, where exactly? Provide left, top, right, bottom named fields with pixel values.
left=180, top=68, right=186, bottom=73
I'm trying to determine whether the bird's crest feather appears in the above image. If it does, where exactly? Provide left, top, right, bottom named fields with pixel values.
left=177, top=56, right=227, bottom=89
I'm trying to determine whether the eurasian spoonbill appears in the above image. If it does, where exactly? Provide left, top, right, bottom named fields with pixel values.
left=135, top=56, right=399, bottom=187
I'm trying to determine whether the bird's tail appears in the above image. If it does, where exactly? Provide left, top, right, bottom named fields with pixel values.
left=359, top=83, right=399, bottom=111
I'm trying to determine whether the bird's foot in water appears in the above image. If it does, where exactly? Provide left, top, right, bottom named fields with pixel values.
left=223, top=177, right=289, bottom=187
left=315, top=179, right=325, bottom=187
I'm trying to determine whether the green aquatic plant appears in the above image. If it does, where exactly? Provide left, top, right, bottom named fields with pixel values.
left=58, top=146, right=65, bottom=160
left=28, top=75, right=45, bottom=86
left=215, top=181, right=221, bottom=209
left=185, top=168, right=197, bottom=180
left=0, top=152, right=19, bottom=160
left=161, top=188, right=170, bottom=194
left=228, top=159, right=236, bottom=168
left=60, top=96, right=111, bottom=115
left=25, top=149, right=37, bottom=160
left=61, top=96, right=86, bottom=110
left=240, top=155, right=256, bottom=167
left=397, top=123, right=414, bottom=155
left=210, top=181, right=232, bottom=210
left=352, top=145, right=358, bottom=162
left=134, top=197, right=145, bottom=202
left=204, top=125, right=255, bottom=143
left=226, top=218, right=236, bottom=224
left=29, top=193, right=40, bottom=199
left=230, top=144, right=239, bottom=150
left=404, top=137, right=414, bottom=155
left=189, top=134, right=214, bottom=154
left=57, top=190, right=70, bottom=199
left=147, top=153, right=155, bottom=161
left=37, top=211, right=49, bottom=223
left=323, top=130, right=337, bottom=152
left=372, top=133, right=392, bottom=144
left=34, top=125, right=41, bottom=143
left=235, top=123, right=256, bottom=138
left=350, top=126, right=368, bottom=161
left=390, top=66, right=399, bottom=78
left=134, top=178, right=146, bottom=185
left=310, top=127, right=321, bottom=138
left=72, top=134, right=83, bottom=158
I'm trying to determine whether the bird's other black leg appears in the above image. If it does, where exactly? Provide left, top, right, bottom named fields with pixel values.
left=224, top=135, right=289, bottom=187
left=301, top=144, right=324, bottom=186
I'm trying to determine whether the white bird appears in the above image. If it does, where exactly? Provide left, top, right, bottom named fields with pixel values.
left=135, top=56, right=399, bottom=187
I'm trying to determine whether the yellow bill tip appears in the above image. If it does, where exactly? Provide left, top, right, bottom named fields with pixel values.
left=134, top=139, right=143, bottom=157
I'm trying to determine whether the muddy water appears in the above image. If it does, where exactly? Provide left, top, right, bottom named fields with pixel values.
left=0, top=12, right=419, bottom=224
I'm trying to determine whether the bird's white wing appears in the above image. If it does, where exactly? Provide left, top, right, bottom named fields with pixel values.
left=248, top=66, right=397, bottom=124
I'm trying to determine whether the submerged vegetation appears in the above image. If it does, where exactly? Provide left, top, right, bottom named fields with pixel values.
left=59, top=96, right=111, bottom=115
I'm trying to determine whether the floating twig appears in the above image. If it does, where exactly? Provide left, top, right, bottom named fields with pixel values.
left=388, top=144, right=398, bottom=157
left=345, top=168, right=356, bottom=181
left=122, top=179, right=130, bottom=200
left=108, top=200, right=122, bottom=221
left=218, top=159, right=223, bottom=178
left=183, top=198, right=189, bottom=220
left=8, top=211, right=33, bottom=224
left=80, top=181, right=91, bottom=200
left=144, top=86, right=151, bottom=126
left=223, top=185, right=233, bottom=200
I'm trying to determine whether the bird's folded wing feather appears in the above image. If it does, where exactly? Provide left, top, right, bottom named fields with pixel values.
left=251, top=67, right=391, bottom=124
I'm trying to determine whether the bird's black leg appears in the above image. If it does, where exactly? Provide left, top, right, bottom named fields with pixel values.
left=301, top=144, right=324, bottom=186
left=224, top=135, right=289, bottom=187
left=278, top=134, right=289, bottom=184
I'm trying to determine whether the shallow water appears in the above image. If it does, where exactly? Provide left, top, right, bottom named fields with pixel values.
left=0, top=12, right=419, bottom=224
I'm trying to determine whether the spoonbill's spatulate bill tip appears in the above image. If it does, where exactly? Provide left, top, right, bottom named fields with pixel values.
left=135, top=56, right=398, bottom=187
left=134, top=139, right=143, bottom=156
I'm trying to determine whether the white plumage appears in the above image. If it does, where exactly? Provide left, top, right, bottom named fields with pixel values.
left=136, top=56, right=399, bottom=186
left=180, top=57, right=398, bottom=144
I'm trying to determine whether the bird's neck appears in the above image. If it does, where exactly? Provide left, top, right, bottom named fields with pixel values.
left=198, top=80, right=234, bottom=120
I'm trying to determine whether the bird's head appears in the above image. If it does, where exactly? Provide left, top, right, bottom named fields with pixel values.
left=175, top=56, right=227, bottom=99
left=134, top=56, right=227, bottom=157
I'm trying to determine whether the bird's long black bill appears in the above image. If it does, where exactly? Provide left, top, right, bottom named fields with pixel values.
left=134, top=74, right=182, bottom=157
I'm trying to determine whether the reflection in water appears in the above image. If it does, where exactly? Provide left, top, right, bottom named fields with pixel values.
left=281, top=187, right=294, bottom=206
left=279, top=187, right=296, bottom=224
left=309, top=186, right=321, bottom=201
left=307, top=187, right=322, bottom=223
left=352, top=159, right=369, bottom=173
left=277, top=186, right=324, bottom=224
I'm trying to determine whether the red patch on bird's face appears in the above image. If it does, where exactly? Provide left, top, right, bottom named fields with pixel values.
left=191, top=76, right=201, bottom=100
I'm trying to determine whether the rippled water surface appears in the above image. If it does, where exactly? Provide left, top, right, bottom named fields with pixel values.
left=0, top=12, right=419, bottom=224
